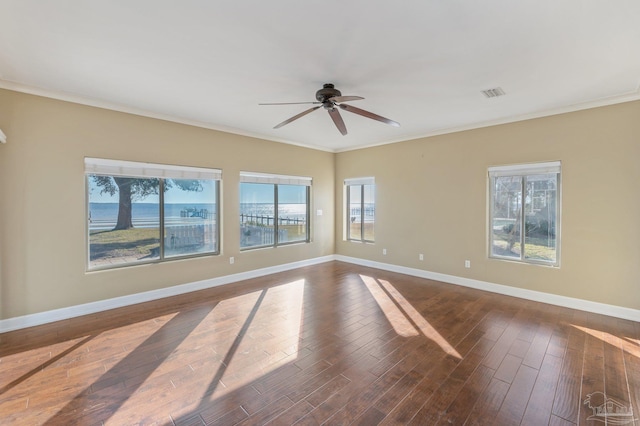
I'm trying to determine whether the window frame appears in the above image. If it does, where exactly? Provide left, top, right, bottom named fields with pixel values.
left=488, top=161, right=561, bottom=267
left=85, top=158, right=221, bottom=271
left=345, top=177, right=375, bottom=243
left=239, top=172, right=311, bottom=250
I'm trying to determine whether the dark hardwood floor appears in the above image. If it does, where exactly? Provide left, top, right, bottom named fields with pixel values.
left=1, top=261, right=639, bottom=425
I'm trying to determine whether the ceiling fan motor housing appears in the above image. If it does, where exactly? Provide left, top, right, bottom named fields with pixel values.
left=316, top=83, right=341, bottom=107
left=265, top=83, right=398, bottom=134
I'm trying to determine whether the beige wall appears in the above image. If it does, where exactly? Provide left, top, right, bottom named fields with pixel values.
left=1, top=88, right=639, bottom=320
left=0, top=89, right=335, bottom=319
left=335, top=100, right=640, bottom=310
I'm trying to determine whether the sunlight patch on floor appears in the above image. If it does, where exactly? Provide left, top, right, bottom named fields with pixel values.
left=360, top=274, right=461, bottom=359
left=378, top=278, right=461, bottom=359
left=624, top=337, right=640, bottom=346
left=572, top=324, right=640, bottom=358
left=109, top=285, right=304, bottom=424
left=219, top=279, right=305, bottom=390
left=0, top=336, right=90, bottom=390
left=158, top=278, right=308, bottom=410
left=360, top=274, right=418, bottom=337
left=0, top=311, right=178, bottom=425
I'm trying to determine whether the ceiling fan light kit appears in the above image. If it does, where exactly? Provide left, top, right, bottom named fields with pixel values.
left=260, top=83, right=400, bottom=136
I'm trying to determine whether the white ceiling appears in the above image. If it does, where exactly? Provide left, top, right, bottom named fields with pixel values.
left=1, top=1, right=639, bottom=152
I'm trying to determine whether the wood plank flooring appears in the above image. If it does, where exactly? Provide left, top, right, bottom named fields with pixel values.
left=1, top=261, right=639, bottom=425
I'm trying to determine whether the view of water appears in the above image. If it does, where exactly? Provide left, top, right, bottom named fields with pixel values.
left=240, top=203, right=307, bottom=218
left=89, top=203, right=306, bottom=222
left=89, top=202, right=375, bottom=228
left=89, top=203, right=214, bottom=221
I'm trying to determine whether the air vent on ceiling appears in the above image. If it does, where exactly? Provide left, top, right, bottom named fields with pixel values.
left=481, top=87, right=506, bottom=98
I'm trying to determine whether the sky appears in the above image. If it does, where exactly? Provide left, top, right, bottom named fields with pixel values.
left=240, top=183, right=306, bottom=204
left=88, top=178, right=306, bottom=204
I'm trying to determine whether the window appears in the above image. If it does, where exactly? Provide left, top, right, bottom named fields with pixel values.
left=345, top=177, right=375, bottom=242
left=85, top=158, right=220, bottom=270
left=489, top=162, right=560, bottom=266
left=239, top=172, right=311, bottom=249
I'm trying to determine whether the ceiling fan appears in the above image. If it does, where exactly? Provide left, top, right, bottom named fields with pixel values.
left=260, top=83, right=400, bottom=136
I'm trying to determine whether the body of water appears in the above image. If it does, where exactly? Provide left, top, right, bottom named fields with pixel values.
left=240, top=203, right=307, bottom=219
left=89, top=203, right=309, bottom=229
left=89, top=203, right=215, bottom=221
left=90, top=202, right=375, bottom=229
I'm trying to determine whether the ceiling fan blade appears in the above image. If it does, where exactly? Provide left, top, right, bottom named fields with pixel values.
left=260, top=101, right=321, bottom=105
left=339, top=104, right=400, bottom=127
left=328, top=108, right=348, bottom=136
left=329, top=95, right=364, bottom=103
left=273, top=106, right=321, bottom=129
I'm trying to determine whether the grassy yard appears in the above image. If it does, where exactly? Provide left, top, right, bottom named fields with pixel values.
left=89, top=225, right=307, bottom=263
left=492, top=231, right=556, bottom=261
left=89, top=228, right=159, bottom=261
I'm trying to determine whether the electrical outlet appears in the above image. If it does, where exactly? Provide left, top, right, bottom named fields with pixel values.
left=317, top=209, right=323, bottom=216
left=383, top=248, right=387, bottom=255
left=230, top=257, right=235, bottom=265
left=419, top=254, right=424, bottom=261
left=465, top=260, right=471, bottom=268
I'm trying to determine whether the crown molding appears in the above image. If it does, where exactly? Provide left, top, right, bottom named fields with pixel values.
left=335, top=89, right=640, bottom=152
left=2, top=79, right=639, bottom=154
left=0, top=79, right=335, bottom=153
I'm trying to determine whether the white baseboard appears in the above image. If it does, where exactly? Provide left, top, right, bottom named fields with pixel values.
left=2, top=254, right=638, bottom=333
left=335, top=255, right=640, bottom=322
left=0, top=255, right=335, bottom=333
